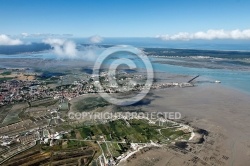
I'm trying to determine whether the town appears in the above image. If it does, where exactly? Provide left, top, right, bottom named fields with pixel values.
left=0, top=68, right=194, bottom=106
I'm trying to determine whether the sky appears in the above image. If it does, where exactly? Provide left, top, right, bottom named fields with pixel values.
left=0, top=0, right=250, bottom=38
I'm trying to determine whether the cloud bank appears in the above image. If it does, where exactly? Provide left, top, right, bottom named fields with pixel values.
left=21, top=33, right=73, bottom=38
left=43, top=38, right=78, bottom=58
left=43, top=38, right=103, bottom=60
left=89, top=35, right=103, bottom=43
left=156, top=29, right=250, bottom=41
left=0, top=34, right=23, bottom=45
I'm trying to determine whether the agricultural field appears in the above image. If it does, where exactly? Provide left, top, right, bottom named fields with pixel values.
left=0, top=77, right=13, bottom=83
left=1, top=103, right=28, bottom=125
left=58, top=119, right=191, bottom=161
left=72, top=96, right=110, bottom=112
left=2, top=142, right=96, bottom=166
left=0, top=105, right=12, bottom=125
left=0, top=70, right=36, bottom=81
left=101, top=142, right=124, bottom=158
left=75, top=119, right=190, bottom=144
left=0, top=71, right=12, bottom=76
left=29, top=98, right=59, bottom=107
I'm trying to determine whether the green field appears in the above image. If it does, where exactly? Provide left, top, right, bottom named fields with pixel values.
left=61, top=118, right=191, bottom=159
left=0, top=77, right=13, bottom=83
left=106, top=142, right=121, bottom=157
left=1, top=103, right=27, bottom=125
left=0, top=105, right=12, bottom=125
left=74, top=97, right=109, bottom=112
left=60, top=102, right=69, bottom=111
left=67, top=140, right=87, bottom=149
left=29, top=98, right=58, bottom=107
left=0, top=71, right=12, bottom=75
left=75, top=119, right=189, bottom=144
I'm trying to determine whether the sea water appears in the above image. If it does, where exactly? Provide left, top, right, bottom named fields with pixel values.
left=151, top=60, right=250, bottom=94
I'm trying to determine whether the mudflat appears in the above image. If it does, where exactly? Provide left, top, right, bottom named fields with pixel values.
left=138, top=85, right=250, bottom=166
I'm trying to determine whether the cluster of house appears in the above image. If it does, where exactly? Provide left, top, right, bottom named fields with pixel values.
left=151, top=82, right=194, bottom=89
left=0, top=135, right=15, bottom=146
left=0, top=79, right=53, bottom=106
left=40, top=129, right=66, bottom=145
left=0, top=70, right=194, bottom=106
left=0, top=128, right=66, bottom=148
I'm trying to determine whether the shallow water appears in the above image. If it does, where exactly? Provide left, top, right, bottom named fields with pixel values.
left=152, top=60, right=250, bottom=94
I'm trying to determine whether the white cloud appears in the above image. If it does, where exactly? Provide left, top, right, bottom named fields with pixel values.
left=89, top=35, right=103, bottom=43
left=0, top=34, right=23, bottom=45
left=43, top=38, right=78, bottom=58
left=21, top=33, right=29, bottom=37
left=156, top=29, right=250, bottom=41
left=43, top=38, right=103, bottom=60
left=20, top=33, right=73, bottom=38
